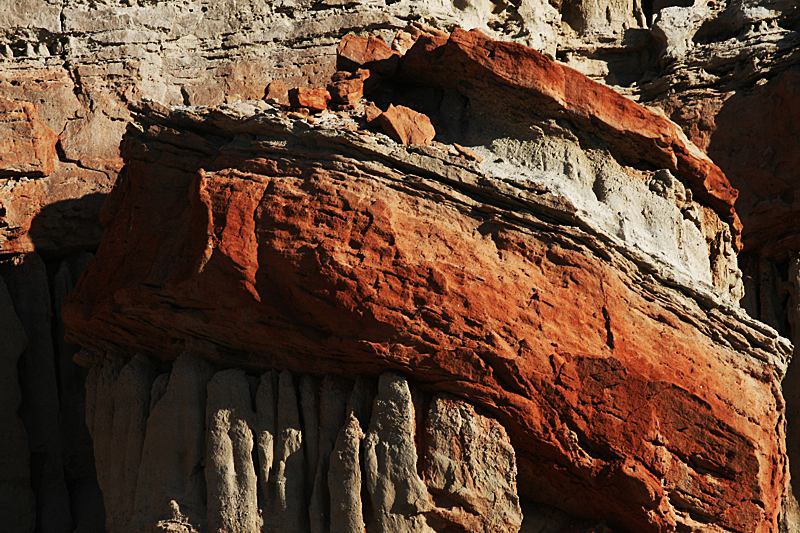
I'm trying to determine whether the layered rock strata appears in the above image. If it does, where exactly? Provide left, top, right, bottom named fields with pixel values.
left=63, top=30, right=791, bottom=531
left=1, top=1, right=799, bottom=532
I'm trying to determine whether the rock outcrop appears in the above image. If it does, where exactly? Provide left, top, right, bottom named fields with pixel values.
left=2, top=1, right=800, bottom=532
left=60, top=28, right=792, bottom=532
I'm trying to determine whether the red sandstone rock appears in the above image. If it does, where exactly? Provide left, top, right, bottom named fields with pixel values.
left=364, top=102, right=382, bottom=129
left=63, top=105, right=788, bottom=533
left=288, top=88, right=331, bottom=113
left=337, top=34, right=400, bottom=77
left=378, top=104, right=436, bottom=145
left=0, top=68, right=123, bottom=254
left=0, top=98, right=58, bottom=177
left=399, top=28, right=743, bottom=249
left=265, top=81, right=289, bottom=106
left=327, top=71, right=366, bottom=105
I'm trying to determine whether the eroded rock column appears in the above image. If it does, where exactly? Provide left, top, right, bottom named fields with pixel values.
left=364, top=373, right=433, bottom=533
left=205, top=369, right=260, bottom=533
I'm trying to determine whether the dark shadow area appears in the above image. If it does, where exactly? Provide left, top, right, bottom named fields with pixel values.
left=0, top=192, right=111, bottom=532
left=26, top=192, right=107, bottom=261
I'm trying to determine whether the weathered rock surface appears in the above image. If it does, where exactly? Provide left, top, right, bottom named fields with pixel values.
left=81, top=355, right=521, bottom=533
left=3, top=1, right=800, bottom=532
left=205, top=369, right=260, bottom=533
left=397, top=28, right=742, bottom=249
left=378, top=104, right=437, bottom=146
left=328, top=413, right=365, bottom=533
left=0, top=97, right=57, bottom=177
left=424, top=394, right=522, bottom=533
left=130, top=353, right=213, bottom=533
left=364, top=373, right=433, bottom=533
left=62, top=81, right=791, bottom=531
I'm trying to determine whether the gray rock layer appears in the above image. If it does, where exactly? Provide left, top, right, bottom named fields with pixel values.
left=84, top=357, right=523, bottom=533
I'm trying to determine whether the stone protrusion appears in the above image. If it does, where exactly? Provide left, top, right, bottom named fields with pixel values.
left=132, top=354, right=214, bottom=532
left=364, top=373, right=434, bottom=533
left=106, top=355, right=157, bottom=532
left=288, top=88, right=331, bottom=113
left=328, top=413, right=365, bottom=533
left=256, top=370, right=278, bottom=529
left=327, top=70, right=368, bottom=106
left=336, top=34, right=400, bottom=77
left=0, top=97, right=58, bottom=177
left=378, top=104, right=436, bottom=146
left=423, top=394, right=523, bottom=533
left=272, top=369, right=307, bottom=533
left=205, top=369, right=260, bottom=533
left=309, top=375, right=350, bottom=533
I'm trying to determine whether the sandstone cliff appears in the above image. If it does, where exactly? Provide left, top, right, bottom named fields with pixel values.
left=1, top=1, right=800, bottom=533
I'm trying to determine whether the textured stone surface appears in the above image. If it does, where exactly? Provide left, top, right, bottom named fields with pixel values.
left=0, top=97, right=57, bottom=177
left=378, top=104, right=436, bottom=146
left=61, top=93, right=791, bottom=531
left=84, top=353, right=530, bottom=533
left=107, top=356, right=156, bottom=532
left=3, top=1, right=800, bottom=532
left=205, top=369, right=260, bottom=533
left=328, top=413, right=365, bottom=533
left=398, top=28, right=742, bottom=249
left=309, top=376, right=349, bottom=533
left=289, top=88, right=331, bottom=113
left=363, top=373, right=433, bottom=532
left=132, top=353, right=213, bottom=532
left=424, top=394, right=522, bottom=533
left=272, top=370, right=306, bottom=533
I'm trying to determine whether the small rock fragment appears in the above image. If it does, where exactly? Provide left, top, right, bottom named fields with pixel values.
left=364, top=102, right=382, bottom=129
left=265, top=81, right=289, bottom=106
left=378, top=104, right=436, bottom=146
left=337, top=34, right=400, bottom=76
left=288, top=88, right=330, bottom=113
left=391, top=30, right=416, bottom=54
left=453, top=143, right=483, bottom=163
left=327, top=71, right=365, bottom=105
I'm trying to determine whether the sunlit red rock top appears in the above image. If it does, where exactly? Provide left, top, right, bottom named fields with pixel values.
left=398, top=28, right=743, bottom=249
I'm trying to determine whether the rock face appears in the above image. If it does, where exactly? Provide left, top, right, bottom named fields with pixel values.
left=3, top=1, right=800, bottom=532
left=60, top=27, right=793, bottom=532
left=81, top=355, right=521, bottom=533
left=0, top=97, right=58, bottom=177
left=424, top=394, right=522, bottom=533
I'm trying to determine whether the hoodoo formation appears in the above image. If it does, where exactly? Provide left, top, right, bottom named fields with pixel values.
left=1, top=1, right=800, bottom=533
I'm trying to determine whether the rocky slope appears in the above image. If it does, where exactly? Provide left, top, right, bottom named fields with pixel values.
left=1, top=1, right=800, bottom=533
